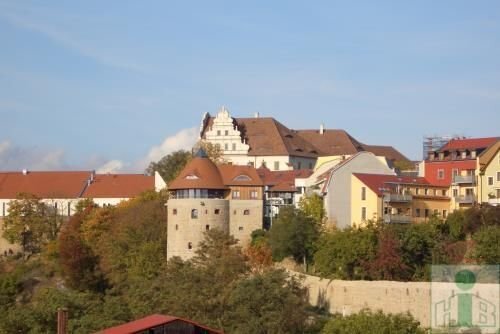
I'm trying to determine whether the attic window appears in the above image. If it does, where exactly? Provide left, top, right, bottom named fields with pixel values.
left=233, top=174, right=252, bottom=181
left=185, top=174, right=199, bottom=180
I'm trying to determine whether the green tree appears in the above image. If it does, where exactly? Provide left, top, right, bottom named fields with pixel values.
left=2, top=193, right=62, bottom=254
left=314, top=227, right=377, bottom=279
left=366, top=229, right=408, bottom=280
left=321, top=309, right=424, bottom=334
left=145, top=149, right=191, bottom=184
left=225, top=269, right=310, bottom=334
left=299, top=193, right=325, bottom=225
left=268, top=206, right=320, bottom=269
left=471, top=225, right=500, bottom=264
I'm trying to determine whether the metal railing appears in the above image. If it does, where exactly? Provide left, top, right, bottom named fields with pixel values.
left=452, top=175, right=475, bottom=184
left=383, top=193, right=412, bottom=202
left=384, top=214, right=412, bottom=224
left=454, top=195, right=475, bottom=203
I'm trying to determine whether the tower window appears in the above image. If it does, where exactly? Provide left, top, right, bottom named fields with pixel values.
left=173, top=208, right=177, bottom=215
left=191, top=209, right=198, bottom=219
left=225, top=130, right=228, bottom=136
left=206, top=225, right=210, bottom=231
left=243, top=209, right=250, bottom=215
left=188, top=242, right=192, bottom=249
left=214, top=209, right=220, bottom=214
left=175, top=224, right=178, bottom=230
left=239, top=226, right=243, bottom=231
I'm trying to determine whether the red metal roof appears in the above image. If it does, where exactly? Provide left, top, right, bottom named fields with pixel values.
left=82, top=174, right=154, bottom=198
left=97, top=314, right=223, bottom=334
left=0, top=171, right=91, bottom=199
left=353, top=173, right=431, bottom=196
left=439, top=137, right=498, bottom=151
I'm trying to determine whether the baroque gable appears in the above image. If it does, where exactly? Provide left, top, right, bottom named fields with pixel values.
left=204, top=107, right=250, bottom=154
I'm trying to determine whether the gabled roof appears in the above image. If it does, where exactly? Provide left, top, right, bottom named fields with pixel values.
left=296, top=129, right=363, bottom=156
left=97, top=314, right=223, bottom=334
left=353, top=173, right=431, bottom=196
left=479, top=141, right=500, bottom=171
left=439, top=137, right=499, bottom=152
left=360, top=144, right=410, bottom=164
left=82, top=174, right=154, bottom=198
left=0, top=171, right=90, bottom=199
left=257, top=167, right=313, bottom=192
left=218, top=165, right=263, bottom=186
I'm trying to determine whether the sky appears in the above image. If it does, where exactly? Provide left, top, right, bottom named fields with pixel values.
left=1, top=1, right=499, bottom=172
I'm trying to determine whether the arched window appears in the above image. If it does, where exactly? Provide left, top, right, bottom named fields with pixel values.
left=191, top=209, right=198, bottom=219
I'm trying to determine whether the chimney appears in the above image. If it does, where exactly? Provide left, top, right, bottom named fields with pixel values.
left=57, top=308, right=68, bottom=334
left=22, top=169, right=28, bottom=175
left=254, top=112, right=260, bottom=118
left=319, top=123, right=325, bottom=135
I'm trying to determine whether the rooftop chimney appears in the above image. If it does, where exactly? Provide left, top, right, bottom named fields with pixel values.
left=319, top=123, right=325, bottom=135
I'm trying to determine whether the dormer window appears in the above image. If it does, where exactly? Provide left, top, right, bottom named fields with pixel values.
left=233, top=174, right=252, bottom=181
left=438, top=152, right=444, bottom=160
left=471, top=150, right=476, bottom=158
left=185, top=174, right=199, bottom=180
left=461, top=151, right=467, bottom=159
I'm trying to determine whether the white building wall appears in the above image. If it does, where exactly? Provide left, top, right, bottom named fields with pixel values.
left=324, top=152, right=394, bottom=229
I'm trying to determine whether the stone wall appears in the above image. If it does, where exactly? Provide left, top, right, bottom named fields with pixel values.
left=300, top=272, right=499, bottom=330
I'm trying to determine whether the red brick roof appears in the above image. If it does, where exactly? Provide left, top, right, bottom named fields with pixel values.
left=439, top=137, right=499, bottom=152
left=0, top=171, right=90, bottom=199
left=353, top=173, right=431, bottom=196
left=257, top=167, right=312, bottom=192
left=82, top=174, right=154, bottom=198
left=97, top=314, right=223, bottom=334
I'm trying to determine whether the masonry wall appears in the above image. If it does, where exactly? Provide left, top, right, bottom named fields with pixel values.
left=301, top=273, right=499, bottom=330
left=229, top=200, right=263, bottom=245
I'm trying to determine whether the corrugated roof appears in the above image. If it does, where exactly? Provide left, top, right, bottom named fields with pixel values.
left=82, top=174, right=154, bottom=198
left=0, top=171, right=91, bottom=199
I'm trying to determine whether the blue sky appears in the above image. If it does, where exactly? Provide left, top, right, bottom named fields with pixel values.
left=1, top=1, right=499, bottom=171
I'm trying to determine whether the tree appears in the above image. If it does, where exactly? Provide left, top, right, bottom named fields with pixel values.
left=145, top=149, right=191, bottom=184
left=268, top=206, right=320, bottom=270
left=299, top=193, right=325, bottom=225
left=225, top=269, right=310, bottom=334
left=366, top=229, right=408, bottom=280
left=194, top=140, right=225, bottom=163
left=2, top=193, right=62, bottom=254
left=314, top=227, right=377, bottom=279
left=471, top=225, right=500, bottom=264
left=321, top=309, right=424, bottom=334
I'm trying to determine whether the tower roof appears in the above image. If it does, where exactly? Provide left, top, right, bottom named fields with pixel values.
left=168, top=156, right=226, bottom=190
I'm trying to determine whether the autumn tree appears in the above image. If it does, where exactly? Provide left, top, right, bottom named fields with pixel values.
left=366, top=229, right=408, bottom=280
left=2, top=193, right=62, bottom=254
left=298, top=193, right=325, bottom=225
left=194, top=140, right=225, bottom=163
left=145, top=149, right=191, bottom=184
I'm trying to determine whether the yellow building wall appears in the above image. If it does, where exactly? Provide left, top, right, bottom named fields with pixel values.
left=480, top=150, right=500, bottom=205
left=350, top=176, right=380, bottom=227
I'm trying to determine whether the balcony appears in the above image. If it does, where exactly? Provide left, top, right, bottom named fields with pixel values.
left=452, top=175, right=475, bottom=184
left=487, top=198, right=500, bottom=206
left=383, top=193, right=412, bottom=202
left=384, top=214, right=412, bottom=224
left=454, top=195, right=475, bottom=204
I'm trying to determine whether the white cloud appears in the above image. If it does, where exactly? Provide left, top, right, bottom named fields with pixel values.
left=0, top=140, right=67, bottom=170
left=138, top=127, right=199, bottom=169
left=96, top=160, right=125, bottom=174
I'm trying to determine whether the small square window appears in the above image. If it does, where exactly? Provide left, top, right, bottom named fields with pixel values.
left=224, top=130, right=228, bottom=136
left=437, top=169, right=444, bottom=180
left=191, top=209, right=198, bottom=219
left=243, top=209, right=250, bottom=215
left=205, top=225, right=210, bottom=231
left=188, top=242, right=192, bottom=249
left=214, top=209, right=220, bottom=215
left=238, top=226, right=243, bottom=231
left=173, top=209, right=177, bottom=215
left=217, top=130, right=221, bottom=136
left=250, top=191, right=258, bottom=199
left=232, top=190, right=240, bottom=199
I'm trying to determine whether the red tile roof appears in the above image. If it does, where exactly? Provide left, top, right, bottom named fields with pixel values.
left=353, top=173, right=431, bottom=196
left=439, top=137, right=499, bottom=151
left=296, top=129, right=363, bottom=155
left=218, top=164, right=264, bottom=186
left=0, top=171, right=90, bottom=199
left=168, top=157, right=227, bottom=190
left=97, top=314, right=223, bottom=334
left=82, top=174, right=154, bottom=198
left=257, top=167, right=312, bottom=192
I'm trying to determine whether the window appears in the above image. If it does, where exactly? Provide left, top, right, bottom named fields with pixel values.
left=232, top=143, right=236, bottom=151
left=188, top=242, right=192, bottom=250
left=232, top=190, right=240, bottom=199
left=361, top=207, right=366, bottom=220
left=173, top=208, right=177, bottom=215
left=452, top=168, right=459, bottom=177
left=434, top=209, right=438, bottom=216
left=205, top=225, right=210, bottom=231
left=217, top=130, right=221, bottom=136
left=361, top=187, right=366, bottom=201
left=309, top=163, right=313, bottom=169
left=416, top=208, right=421, bottom=217
left=175, top=224, right=178, bottom=230
left=415, top=188, right=420, bottom=195
left=248, top=161, right=254, bottom=167
left=191, top=209, right=198, bottom=219
left=437, top=169, right=444, bottom=180
left=250, top=191, right=258, bottom=199
left=214, top=209, right=220, bottom=215
left=67, top=203, right=71, bottom=216
left=461, top=151, right=467, bottom=159
left=488, top=177, right=494, bottom=186
left=234, top=174, right=251, bottom=181
left=424, top=209, right=429, bottom=218
left=2, top=202, right=5, bottom=216
left=424, top=188, right=429, bottom=195
left=453, top=189, right=458, bottom=197
left=233, top=210, right=237, bottom=215
left=442, top=189, right=447, bottom=196
left=238, top=226, right=243, bottom=231
left=243, top=209, right=250, bottom=215
left=224, top=143, right=228, bottom=150
left=497, top=172, right=500, bottom=182
left=274, top=161, right=280, bottom=171
left=224, top=130, right=228, bottom=136
left=297, top=162, right=302, bottom=169
left=442, top=210, right=447, bottom=218
left=471, top=150, right=476, bottom=158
